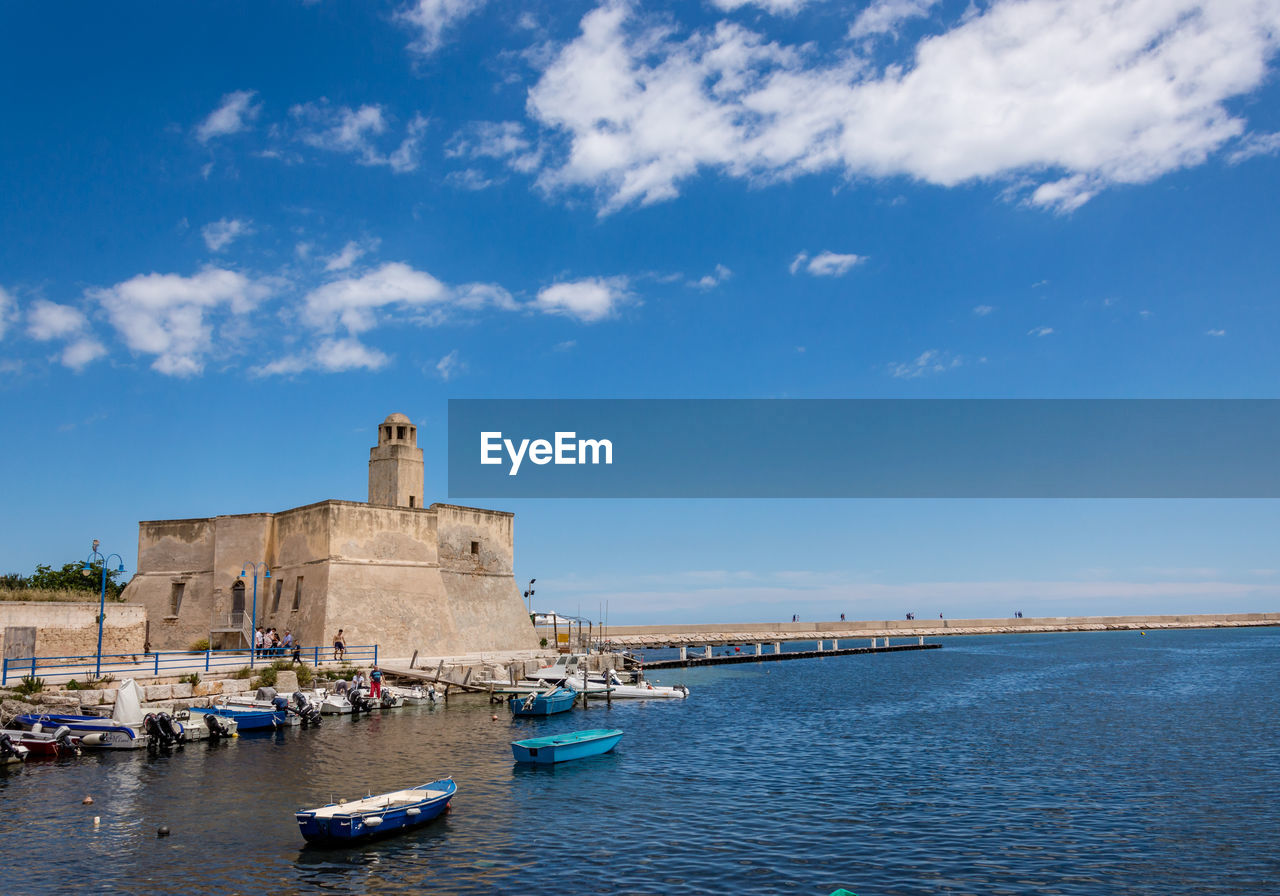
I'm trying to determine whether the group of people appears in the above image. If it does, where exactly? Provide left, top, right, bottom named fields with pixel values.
left=254, top=626, right=300, bottom=661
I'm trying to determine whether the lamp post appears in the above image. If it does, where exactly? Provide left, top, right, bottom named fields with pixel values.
left=241, top=561, right=271, bottom=667
left=82, top=539, right=125, bottom=679
left=523, top=578, right=536, bottom=616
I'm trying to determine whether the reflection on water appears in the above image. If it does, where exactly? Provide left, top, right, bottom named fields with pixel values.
left=2, top=627, right=1278, bottom=895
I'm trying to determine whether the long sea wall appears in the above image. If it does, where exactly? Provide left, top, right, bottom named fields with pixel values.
left=603, top=612, right=1280, bottom=648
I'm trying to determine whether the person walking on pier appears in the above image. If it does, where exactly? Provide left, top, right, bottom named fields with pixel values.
left=333, top=628, right=346, bottom=661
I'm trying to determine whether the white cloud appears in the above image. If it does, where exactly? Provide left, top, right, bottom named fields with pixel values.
left=196, top=90, right=261, bottom=143
left=1228, top=130, right=1280, bottom=163
left=1206, top=328, right=1226, bottom=336
left=535, top=277, right=630, bottom=322
left=323, top=240, right=379, bottom=272
left=435, top=348, right=463, bottom=380
left=25, top=300, right=107, bottom=370
left=790, top=250, right=865, bottom=276
left=849, top=0, right=942, bottom=40
left=692, top=263, right=732, bottom=289
left=1028, top=326, right=1054, bottom=337
left=202, top=218, right=252, bottom=252
left=290, top=102, right=428, bottom=172
left=554, top=339, right=577, bottom=351
left=399, top=0, right=490, bottom=56
left=889, top=348, right=962, bottom=378
left=526, top=1, right=1280, bottom=213
left=711, top=0, right=813, bottom=13
left=973, top=304, right=995, bottom=316
left=26, top=300, right=87, bottom=341
left=256, top=337, right=390, bottom=377
left=302, top=262, right=450, bottom=334
left=0, top=286, right=14, bottom=340
left=90, top=267, right=272, bottom=377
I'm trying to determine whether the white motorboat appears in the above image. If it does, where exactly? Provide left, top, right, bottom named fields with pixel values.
left=578, top=668, right=689, bottom=699
left=173, top=708, right=238, bottom=739
left=384, top=684, right=438, bottom=705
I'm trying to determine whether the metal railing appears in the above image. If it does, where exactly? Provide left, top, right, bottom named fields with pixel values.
left=209, top=610, right=253, bottom=648
left=1, top=644, right=378, bottom=685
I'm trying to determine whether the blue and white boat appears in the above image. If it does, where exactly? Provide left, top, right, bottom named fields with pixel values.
left=191, top=699, right=291, bottom=732
left=13, top=679, right=178, bottom=750
left=511, top=728, right=623, bottom=764
left=509, top=685, right=577, bottom=717
left=296, top=778, right=456, bottom=845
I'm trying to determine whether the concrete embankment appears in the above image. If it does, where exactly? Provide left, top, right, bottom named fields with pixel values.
left=603, top=611, right=1280, bottom=649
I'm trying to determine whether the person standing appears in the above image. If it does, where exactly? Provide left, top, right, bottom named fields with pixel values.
left=370, top=664, right=383, bottom=698
left=254, top=626, right=264, bottom=658
left=333, top=628, right=346, bottom=661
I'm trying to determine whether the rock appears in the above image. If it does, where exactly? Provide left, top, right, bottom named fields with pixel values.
left=171, top=683, right=193, bottom=699
left=99, top=689, right=116, bottom=704
left=38, top=694, right=82, bottom=709
left=192, top=680, right=222, bottom=697
left=144, top=685, right=173, bottom=701
left=224, top=678, right=251, bottom=693
left=74, top=689, right=104, bottom=708
left=274, top=671, right=299, bottom=693
left=1, top=698, right=38, bottom=717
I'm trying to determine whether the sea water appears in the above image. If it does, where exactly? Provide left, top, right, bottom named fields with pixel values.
left=1, top=627, right=1277, bottom=895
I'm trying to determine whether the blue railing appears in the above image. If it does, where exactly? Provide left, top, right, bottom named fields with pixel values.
left=1, top=644, right=378, bottom=685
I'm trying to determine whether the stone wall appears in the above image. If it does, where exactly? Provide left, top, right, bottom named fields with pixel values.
left=0, top=602, right=147, bottom=660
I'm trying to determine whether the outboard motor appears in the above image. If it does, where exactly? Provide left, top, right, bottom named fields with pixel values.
left=51, top=725, right=80, bottom=757
left=0, top=732, right=21, bottom=762
left=291, top=692, right=322, bottom=726
left=347, top=687, right=375, bottom=713
left=143, top=712, right=184, bottom=749
left=203, top=713, right=230, bottom=739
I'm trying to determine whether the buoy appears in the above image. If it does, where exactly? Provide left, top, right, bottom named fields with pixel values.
left=83, top=797, right=94, bottom=805
left=157, top=826, right=170, bottom=838
left=93, top=817, right=100, bottom=826
left=491, top=714, right=498, bottom=721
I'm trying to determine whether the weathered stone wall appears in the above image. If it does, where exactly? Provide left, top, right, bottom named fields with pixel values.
left=0, top=602, right=146, bottom=659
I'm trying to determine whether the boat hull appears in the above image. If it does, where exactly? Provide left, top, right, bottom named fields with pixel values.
left=508, top=687, right=578, bottom=717
left=13, top=714, right=149, bottom=750
left=296, top=779, right=456, bottom=846
left=192, top=706, right=289, bottom=732
left=511, top=728, right=623, bottom=764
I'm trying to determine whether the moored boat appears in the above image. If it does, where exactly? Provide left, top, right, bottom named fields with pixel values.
left=12, top=680, right=166, bottom=750
left=508, top=685, right=578, bottom=717
left=511, top=728, right=623, bottom=764
left=0, top=731, right=30, bottom=764
left=384, top=684, right=437, bottom=705
left=191, top=697, right=293, bottom=731
left=296, top=778, right=456, bottom=845
left=0, top=725, right=80, bottom=758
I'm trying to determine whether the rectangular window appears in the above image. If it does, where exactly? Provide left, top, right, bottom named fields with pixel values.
left=169, top=582, right=185, bottom=616
left=470, top=540, right=480, bottom=555
left=271, top=578, right=283, bottom=613
left=293, top=576, right=303, bottom=610
left=409, top=495, right=415, bottom=508
left=384, top=425, right=392, bottom=440
left=397, top=425, right=406, bottom=440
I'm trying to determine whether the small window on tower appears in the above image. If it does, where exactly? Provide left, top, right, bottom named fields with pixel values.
left=471, top=540, right=480, bottom=555
left=384, top=425, right=392, bottom=440
left=409, top=496, right=415, bottom=508
left=293, top=576, right=304, bottom=610
left=271, top=578, right=283, bottom=613
left=170, top=582, right=185, bottom=616
left=397, top=426, right=406, bottom=440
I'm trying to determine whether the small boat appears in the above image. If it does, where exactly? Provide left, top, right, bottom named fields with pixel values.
left=172, top=709, right=238, bottom=740
left=13, top=680, right=168, bottom=750
left=296, top=778, right=456, bottom=845
left=384, top=684, right=438, bottom=705
left=508, top=685, right=578, bottom=717
left=0, top=731, right=30, bottom=764
left=511, top=728, right=623, bottom=764
left=573, top=668, right=690, bottom=699
left=0, top=725, right=80, bottom=758
left=191, top=697, right=294, bottom=732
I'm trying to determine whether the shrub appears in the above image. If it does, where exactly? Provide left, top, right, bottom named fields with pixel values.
left=189, top=638, right=210, bottom=651
left=250, top=666, right=278, bottom=690
left=65, top=679, right=81, bottom=690
left=271, top=659, right=294, bottom=672
left=180, top=673, right=200, bottom=686
left=232, top=666, right=253, bottom=679
left=540, top=637, right=548, bottom=648
left=295, top=664, right=314, bottom=687
left=15, top=675, right=45, bottom=696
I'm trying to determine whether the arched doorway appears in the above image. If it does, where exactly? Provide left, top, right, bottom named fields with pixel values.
left=231, top=579, right=246, bottom=617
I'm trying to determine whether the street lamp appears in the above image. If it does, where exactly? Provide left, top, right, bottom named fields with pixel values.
left=82, top=540, right=125, bottom=678
left=524, top=578, right=536, bottom=616
left=241, top=561, right=271, bottom=667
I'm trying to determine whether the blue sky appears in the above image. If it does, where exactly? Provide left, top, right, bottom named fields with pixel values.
left=2, top=0, right=1279, bottom=623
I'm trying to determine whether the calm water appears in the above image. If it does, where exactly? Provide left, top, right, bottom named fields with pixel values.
left=2, top=628, right=1278, bottom=895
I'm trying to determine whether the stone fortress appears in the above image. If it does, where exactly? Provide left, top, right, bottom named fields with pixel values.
left=121, top=413, right=540, bottom=658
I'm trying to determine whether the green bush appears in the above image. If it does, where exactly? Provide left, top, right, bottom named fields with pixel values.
left=250, top=666, right=278, bottom=689
left=180, top=673, right=200, bottom=686
left=540, top=637, right=548, bottom=648
left=189, top=638, right=210, bottom=651
left=232, top=666, right=253, bottom=679
left=65, top=678, right=81, bottom=690
left=295, top=664, right=314, bottom=687
left=14, top=675, right=45, bottom=696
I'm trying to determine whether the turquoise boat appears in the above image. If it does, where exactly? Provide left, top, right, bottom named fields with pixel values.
left=508, top=685, right=577, bottom=717
left=511, top=728, right=623, bottom=764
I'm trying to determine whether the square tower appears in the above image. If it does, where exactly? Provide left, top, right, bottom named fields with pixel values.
left=368, top=413, right=425, bottom=508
